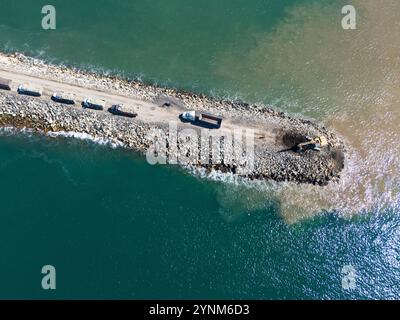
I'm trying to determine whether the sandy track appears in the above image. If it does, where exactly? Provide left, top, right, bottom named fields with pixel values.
left=0, top=68, right=276, bottom=145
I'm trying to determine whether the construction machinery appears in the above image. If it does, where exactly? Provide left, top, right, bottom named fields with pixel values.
left=295, top=136, right=328, bottom=152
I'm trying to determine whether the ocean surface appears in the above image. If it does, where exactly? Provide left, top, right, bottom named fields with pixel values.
left=0, top=0, right=399, bottom=299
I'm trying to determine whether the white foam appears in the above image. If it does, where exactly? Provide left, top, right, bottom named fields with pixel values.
left=47, top=130, right=125, bottom=149
left=0, top=126, right=125, bottom=150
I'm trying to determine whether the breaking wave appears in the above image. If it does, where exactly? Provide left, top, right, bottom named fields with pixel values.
left=0, top=126, right=125, bottom=150
left=47, top=131, right=125, bottom=149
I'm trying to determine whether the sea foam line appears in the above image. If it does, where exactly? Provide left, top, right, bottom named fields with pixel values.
left=0, top=125, right=125, bottom=149
left=47, top=130, right=125, bottom=149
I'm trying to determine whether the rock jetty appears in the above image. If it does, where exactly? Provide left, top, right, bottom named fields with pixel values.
left=0, top=52, right=345, bottom=185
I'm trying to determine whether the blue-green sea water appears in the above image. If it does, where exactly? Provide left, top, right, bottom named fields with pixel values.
left=0, top=0, right=399, bottom=298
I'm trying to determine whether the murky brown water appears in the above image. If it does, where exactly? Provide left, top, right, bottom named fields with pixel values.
left=215, top=0, right=400, bottom=222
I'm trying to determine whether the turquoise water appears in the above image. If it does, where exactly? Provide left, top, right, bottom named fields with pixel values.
left=0, top=0, right=400, bottom=298
left=0, top=133, right=398, bottom=299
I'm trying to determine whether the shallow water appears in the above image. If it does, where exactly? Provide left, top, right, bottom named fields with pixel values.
left=0, top=0, right=399, bottom=298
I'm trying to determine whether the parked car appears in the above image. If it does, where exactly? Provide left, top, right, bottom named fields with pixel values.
left=108, top=104, right=137, bottom=118
left=17, top=84, right=42, bottom=97
left=51, top=92, right=76, bottom=105
left=82, top=98, right=105, bottom=110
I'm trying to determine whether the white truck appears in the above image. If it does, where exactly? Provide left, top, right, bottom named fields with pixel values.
left=82, top=98, right=106, bottom=111
left=180, top=111, right=223, bottom=129
left=52, top=92, right=76, bottom=105
left=17, top=84, right=42, bottom=97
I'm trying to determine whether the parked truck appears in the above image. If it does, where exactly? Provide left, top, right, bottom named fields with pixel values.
left=51, top=92, right=76, bottom=105
left=17, top=84, right=42, bottom=97
left=108, top=104, right=137, bottom=118
left=82, top=98, right=106, bottom=110
left=179, top=111, right=223, bottom=129
left=0, top=77, right=11, bottom=91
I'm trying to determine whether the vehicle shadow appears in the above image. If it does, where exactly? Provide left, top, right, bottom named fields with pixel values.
left=17, top=91, right=41, bottom=97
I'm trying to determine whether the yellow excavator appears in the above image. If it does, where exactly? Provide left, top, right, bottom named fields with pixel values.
left=295, top=136, right=328, bottom=152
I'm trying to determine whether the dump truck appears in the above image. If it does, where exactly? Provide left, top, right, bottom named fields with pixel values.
left=108, top=104, right=137, bottom=118
left=295, top=136, right=328, bottom=152
left=0, top=77, right=11, bottom=91
left=17, top=84, right=42, bottom=97
left=51, top=92, right=76, bottom=105
left=180, top=111, right=223, bottom=128
left=82, top=98, right=105, bottom=110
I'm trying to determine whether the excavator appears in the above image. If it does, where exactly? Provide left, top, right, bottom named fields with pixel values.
left=295, top=136, right=328, bottom=152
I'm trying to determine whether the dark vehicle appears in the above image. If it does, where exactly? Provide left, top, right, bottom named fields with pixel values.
left=17, top=84, right=42, bottom=97
left=179, top=110, right=223, bottom=129
left=82, top=98, right=105, bottom=110
left=108, top=104, right=137, bottom=118
left=0, top=77, right=11, bottom=91
left=51, top=92, right=76, bottom=105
